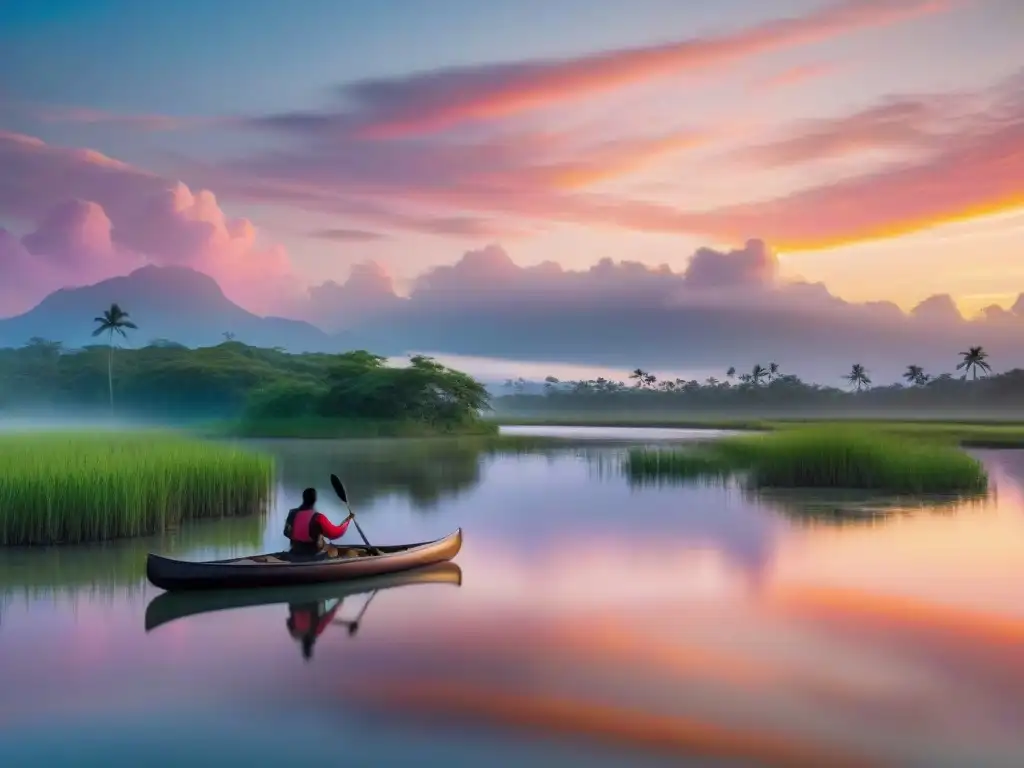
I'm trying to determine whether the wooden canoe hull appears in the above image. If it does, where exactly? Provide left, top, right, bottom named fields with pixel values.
left=146, top=528, right=462, bottom=591
left=145, top=561, right=463, bottom=632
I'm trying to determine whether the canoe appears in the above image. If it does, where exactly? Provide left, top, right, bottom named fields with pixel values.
left=145, top=561, right=462, bottom=632
left=146, top=528, right=462, bottom=592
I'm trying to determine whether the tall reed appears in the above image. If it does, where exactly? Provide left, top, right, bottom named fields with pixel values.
left=0, top=432, right=274, bottom=545
left=626, top=427, right=989, bottom=494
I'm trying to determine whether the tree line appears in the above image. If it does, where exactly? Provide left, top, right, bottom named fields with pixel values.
left=495, top=346, right=1024, bottom=416
left=0, top=303, right=490, bottom=428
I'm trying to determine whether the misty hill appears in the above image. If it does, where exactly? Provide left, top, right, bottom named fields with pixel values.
left=0, top=266, right=334, bottom=351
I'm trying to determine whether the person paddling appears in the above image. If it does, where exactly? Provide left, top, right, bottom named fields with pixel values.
left=283, top=487, right=354, bottom=558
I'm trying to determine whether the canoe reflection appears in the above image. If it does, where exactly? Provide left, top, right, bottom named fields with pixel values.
left=286, top=588, right=385, bottom=660
left=144, top=562, right=463, bottom=660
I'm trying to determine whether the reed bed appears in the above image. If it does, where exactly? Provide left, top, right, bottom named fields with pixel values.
left=626, top=427, right=989, bottom=494
left=0, top=432, right=274, bottom=546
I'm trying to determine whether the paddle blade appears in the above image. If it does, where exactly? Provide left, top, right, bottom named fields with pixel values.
left=330, top=473, right=348, bottom=503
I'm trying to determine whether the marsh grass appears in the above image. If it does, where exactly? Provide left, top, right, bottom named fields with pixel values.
left=626, top=427, right=989, bottom=494
left=624, top=447, right=735, bottom=484
left=0, top=432, right=274, bottom=546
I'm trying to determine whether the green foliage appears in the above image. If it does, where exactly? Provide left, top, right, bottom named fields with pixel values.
left=496, top=352, right=1024, bottom=421
left=242, top=380, right=329, bottom=420
left=0, top=341, right=492, bottom=434
left=316, top=353, right=490, bottom=427
left=626, top=427, right=989, bottom=494
left=0, top=432, right=274, bottom=545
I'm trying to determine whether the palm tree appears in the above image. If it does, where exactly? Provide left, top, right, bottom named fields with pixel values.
left=92, top=303, right=138, bottom=411
left=845, top=363, right=871, bottom=392
left=956, top=346, right=992, bottom=381
left=903, top=365, right=929, bottom=387
left=750, top=364, right=768, bottom=386
left=726, top=366, right=736, bottom=381
left=767, top=362, right=780, bottom=382
left=629, top=368, right=647, bottom=388
left=223, top=331, right=235, bottom=341
left=643, top=373, right=657, bottom=388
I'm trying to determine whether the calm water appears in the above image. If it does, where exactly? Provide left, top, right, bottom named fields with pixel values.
left=2, top=429, right=1024, bottom=767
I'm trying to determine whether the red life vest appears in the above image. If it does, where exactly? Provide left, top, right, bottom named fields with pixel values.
left=289, top=508, right=317, bottom=543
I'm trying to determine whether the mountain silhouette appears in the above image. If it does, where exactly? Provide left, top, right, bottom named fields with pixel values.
left=0, top=266, right=334, bottom=351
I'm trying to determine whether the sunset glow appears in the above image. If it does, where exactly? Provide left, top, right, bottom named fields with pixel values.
left=0, top=0, right=1022, bottom=376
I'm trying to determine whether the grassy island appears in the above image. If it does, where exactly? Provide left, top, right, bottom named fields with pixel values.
left=224, top=350, right=494, bottom=438
left=625, top=427, right=989, bottom=494
left=0, top=432, right=273, bottom=546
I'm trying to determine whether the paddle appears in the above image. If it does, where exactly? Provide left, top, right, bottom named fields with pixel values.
left=332, top=589, right=379, bottom=636
left=329, top=473, right=379, bottom=554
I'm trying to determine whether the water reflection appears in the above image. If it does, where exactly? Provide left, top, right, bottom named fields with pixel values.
left=0, top=514, right=264, bottom=608
left=745, top=487, right=991, bottom=528
left=621, top=457, right=993, bottom=528
left=3, top=438, right=1024, bottom=766
left=260, top=437, right=499, bottom=510
left=144, top=561, right=464, bottom=638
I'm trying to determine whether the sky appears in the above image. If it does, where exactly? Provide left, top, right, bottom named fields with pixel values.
left=1, top=0, right=1023, bottom=381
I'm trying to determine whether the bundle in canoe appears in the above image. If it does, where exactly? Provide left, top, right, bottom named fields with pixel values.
left=146, top=528, right=462, bottom=592
left=145, top=561, right=463, bottom=632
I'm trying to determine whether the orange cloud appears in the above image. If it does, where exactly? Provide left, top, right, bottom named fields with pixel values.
left=221, top=60, right=1022, bottom=254
left=574, top=97, right=1024, bottom=251
left=494, top=131, right=708, bottom=190
left=354, top=0, right=947, bottom=139
left=695, top=124, right=1024, bottom=251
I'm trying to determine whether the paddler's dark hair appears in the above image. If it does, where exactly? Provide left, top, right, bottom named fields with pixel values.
left=301, top=487, right=317, bottom=507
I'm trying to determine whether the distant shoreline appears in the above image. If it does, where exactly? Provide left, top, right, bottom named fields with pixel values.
left=488, top=414, right=1024, bottom=448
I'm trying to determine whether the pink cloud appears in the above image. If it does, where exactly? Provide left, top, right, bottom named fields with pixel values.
left=21, top=199, right=139, bottom=279
left=736, top=96, right=954, bottom=167
left=309, top=228, right=388, bottom=242
left=201, top=63, right=1024, bottom=253
left=0, top=229, right=54, bottom=316
left=326, top=0, right=946, bottom=139
left=753, top=61, right=842, bottom=91
left=0, top=130, right=164, bottom=221
left=0, top=133, right=300, bottom=316
left=674, top=113, right=1024, bottom=251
